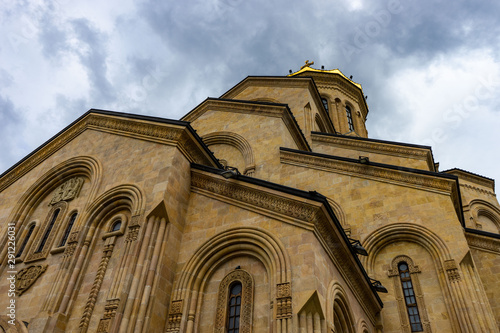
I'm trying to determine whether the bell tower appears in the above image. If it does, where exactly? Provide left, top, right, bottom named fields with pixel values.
left=289, top=62, right=369, bottom=138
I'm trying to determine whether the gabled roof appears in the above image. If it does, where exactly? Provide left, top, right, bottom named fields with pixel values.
left=0, top=109, right=222, bottom=192
left=218, top=76, right=336, bottom=133
left=182, top=98, right=311, bottom=151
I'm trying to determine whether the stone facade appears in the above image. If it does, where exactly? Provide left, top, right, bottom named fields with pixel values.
left=0, top=64, right=499, bottom=332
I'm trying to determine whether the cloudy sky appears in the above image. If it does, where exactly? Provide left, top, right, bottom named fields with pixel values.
left=1, top=0, right=499, bottom=186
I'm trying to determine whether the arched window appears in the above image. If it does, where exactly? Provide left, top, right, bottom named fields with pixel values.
left=16, top=224, right=36, bottom=258
left=111, top=220, right=122, bottom=232
left=321, top=98, right=329, bottom=112
left=36, top=208, right=60, bottom=253
left=388, top=255, right=430, bottom=331
left=227, top=282, right=242, bottom=333
left=345, top=105, right=354, bottom=131
left=398, top=262, right=423, bottom=332
left=215, top=269, right=254, bottom=333
left=59, top=212, right=77, bottom=247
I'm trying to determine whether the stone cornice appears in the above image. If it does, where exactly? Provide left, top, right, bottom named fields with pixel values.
left=444, top=169, right=495, bottom=191
left=190, top=168, right=382, bottom=318
left=280, top=149, right=454, bottom=193
left=311, top=132, right=434, bottom=169
left=466, top=231, right=500, bottom=254
left=280, top=148, right=465, bottom=226
left=461, top=183, right=496, bottom=198
left=182, top=99, right=310, bottom=151
left=0, top=112, right=218, bottom=192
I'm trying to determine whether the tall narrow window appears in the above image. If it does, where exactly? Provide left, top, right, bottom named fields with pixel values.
left=398, top=262, right=423, bottom=332
left=321, top=98, right=329, bottom=112
left=227, top=282, right=242, bottom=333
left=59, top=213, right=77, bottom=247
left=16, top=224, right=36, bottom=258
left=345, top=105, right=354, bottom=131
left=36, top=208, right=60, bottom=253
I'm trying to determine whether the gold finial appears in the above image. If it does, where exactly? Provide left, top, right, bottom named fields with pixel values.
left=300, top=60, right=314, bottom=70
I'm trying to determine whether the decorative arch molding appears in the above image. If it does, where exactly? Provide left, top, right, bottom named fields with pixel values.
left=356, top=318, right=371, bottom=333
left=214, top=269, right=254, bottom=333
left=326, top=282, right=356, bottom=333
left=167, top=226, right=292, bottom=333
left=360, top=223, right=497, bottom=332
left=361, top=223, right=452, bottom=274
left=202, top=131, right=256, bottom=176
left=6, top=156, right=102, bottom=225
left=326, top=198, right=348, bottom=230
left=468, top=199, right=500, bottom=232
left=81, top=184, right=143, bottom=232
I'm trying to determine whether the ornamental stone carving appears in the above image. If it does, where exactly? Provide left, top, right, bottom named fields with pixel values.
left=49, top=177, right=84, bottom=205
left=276, top=282, right=292, bottom=319
left=214, top=269, right=254, bottom=333
left=16, top=265, right=48, bottom=296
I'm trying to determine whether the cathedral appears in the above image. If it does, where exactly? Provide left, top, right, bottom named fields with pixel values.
left=0, top=62, right=499, bottom=333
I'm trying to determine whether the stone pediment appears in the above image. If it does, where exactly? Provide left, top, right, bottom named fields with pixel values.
left=182, top=98, right=311, bottom=151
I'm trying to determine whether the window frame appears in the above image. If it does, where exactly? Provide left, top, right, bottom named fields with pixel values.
left=214, top=269, right=254, bottom=333
left=388, top=255, right=431, bottom=332
left=345, top=104, right=355, bottom=132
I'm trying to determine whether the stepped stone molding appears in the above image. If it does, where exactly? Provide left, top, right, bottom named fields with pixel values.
left=191, top=171, right=317, bottom=223
left=15, top=264, right=47, bottom=296
left=96, top=298, right=120, bottom=333
left=465, top=232, right=500, bottom=253
left=312, top=133, right=432, bottom=163
left=280, top=149, right=454, bottom=193
left=0, top=113, right=216, bottom=192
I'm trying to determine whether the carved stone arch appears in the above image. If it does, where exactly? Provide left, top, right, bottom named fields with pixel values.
left=202, top=131, right=256, bottom=176
left=356, top=318, right=371, bottom=333
left=387, top=255, right=432, bottom=332
left=83, top=184, right=143, bottom=230
left=0, top=316, right=29, bottom=333
left=360, top=224, right=482, bottom=332
left=214, top=269, right=254, bottom=333
left=469, top=199, right=500, bottom=233
left=326, top=282, right=355, bottom=333
left=0, top=156, right=102, bottom=265
left=361, top=223, right=452, bottom=275
left=6, top=156, right=101, bottom=225
left=168, top=226, right=292, bottom=333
